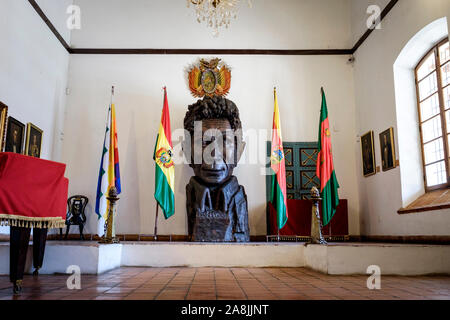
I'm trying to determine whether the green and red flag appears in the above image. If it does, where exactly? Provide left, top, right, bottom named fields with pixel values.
left=316, top=88, right=340, bottom=226
left=270, top=88, right=288, bottom=230
left=154, top=87, right=175, bottom=219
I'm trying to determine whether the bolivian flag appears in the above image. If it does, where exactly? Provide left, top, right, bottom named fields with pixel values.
left=95, top=103, right=122, bottom=237
left=270, top=88, right=288, bottom=230
left=316, top=88, right=340, bottom=226
left=154, top=87, right=175, bottom=219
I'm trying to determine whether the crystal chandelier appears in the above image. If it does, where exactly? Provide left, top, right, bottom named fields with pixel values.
left=187, top=0, right=252, bottom=37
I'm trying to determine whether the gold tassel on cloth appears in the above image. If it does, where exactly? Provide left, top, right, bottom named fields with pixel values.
left=0, top=214, right=65, bottom=229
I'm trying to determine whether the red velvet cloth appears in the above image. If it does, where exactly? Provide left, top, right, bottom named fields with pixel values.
left=268, top=199, right=348, bottom=236
left=0, top=153, right=68, bottom=228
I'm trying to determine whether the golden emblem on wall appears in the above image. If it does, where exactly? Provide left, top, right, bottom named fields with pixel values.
left=188, top=58, right=231, bottom=98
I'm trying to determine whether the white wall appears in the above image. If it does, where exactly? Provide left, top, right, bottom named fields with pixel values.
left=58, top=0, right=360, bottom=237
left=0, top=0, right=71, bottom=161
left=62, top=54, right=359, bottom=236
left=0, top=0, right=71, bottom=234
left=352, top=0, right=450, bottom=236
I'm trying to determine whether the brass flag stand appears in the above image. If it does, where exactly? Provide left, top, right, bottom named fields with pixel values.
left=99, top=187, right=120, bottom=244
left=309, top=187, right=327, bottom=245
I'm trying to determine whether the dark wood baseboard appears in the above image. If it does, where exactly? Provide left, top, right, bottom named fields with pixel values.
left=2, top=233, right=448, bottom=245
left=44, top=234, right=268, bottom=242
left=45, top=233, right=190, bottom=242
left=351, top=235, right=450, bottom=245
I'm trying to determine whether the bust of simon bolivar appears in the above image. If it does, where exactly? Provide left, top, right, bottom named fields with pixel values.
left=183, top=95, right=250, bottom=242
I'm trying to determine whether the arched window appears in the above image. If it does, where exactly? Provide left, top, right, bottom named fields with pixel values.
left=415, top=39, right=450, bottom=191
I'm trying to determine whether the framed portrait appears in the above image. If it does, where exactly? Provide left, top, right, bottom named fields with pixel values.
left=361, top=131, right=376, bottom=177
left=0, top=102, right=7, bottom=151
left=5, top=117, right=25, bottom=154
left=379, top=127, right=396, bottom=172
left=25, top=123, right=43, bottom=158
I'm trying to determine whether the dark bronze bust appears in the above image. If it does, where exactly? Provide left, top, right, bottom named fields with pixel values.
left=184, top=96, right=250, bottom=242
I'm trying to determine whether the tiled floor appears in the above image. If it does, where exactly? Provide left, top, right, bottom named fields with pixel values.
left=0, top=267, right=450, bottom=300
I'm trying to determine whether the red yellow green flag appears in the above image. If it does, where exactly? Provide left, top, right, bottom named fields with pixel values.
left=316, top=88, right=340, bottom=226
left=153, top=87, right=175, bottom=219
left=270, top=88, right=288, bottom=230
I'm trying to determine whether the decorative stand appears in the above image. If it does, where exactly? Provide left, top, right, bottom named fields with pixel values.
left=99, top=187, right=120, bottom=244
left=309, top=186, right=327, bottom=245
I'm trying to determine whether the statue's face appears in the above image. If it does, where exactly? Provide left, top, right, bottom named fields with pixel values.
left=191, top=119, right=241, bottom=185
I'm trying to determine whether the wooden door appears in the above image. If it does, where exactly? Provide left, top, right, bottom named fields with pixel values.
left=266, top=141, right=320, bottom=200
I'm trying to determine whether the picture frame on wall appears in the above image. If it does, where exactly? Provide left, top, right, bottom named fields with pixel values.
left=0, top=102, right=7, bottom=151
left=379, top=127, right=396, bottom=172
left=361, top=131, right=376, bottom=177
left=5, top=117, right=25, bottom=154
left=25, top=123, right=43, bottom=158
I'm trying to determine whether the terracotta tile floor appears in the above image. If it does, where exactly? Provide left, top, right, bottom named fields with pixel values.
left=0, top=267, right=450, bottom=300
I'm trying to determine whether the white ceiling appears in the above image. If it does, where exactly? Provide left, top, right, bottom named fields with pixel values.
left=35, top=0, right=392, bottom=49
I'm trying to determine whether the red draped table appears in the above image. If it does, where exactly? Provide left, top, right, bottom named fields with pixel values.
left=0, top=152, right=68, bottom=293
left=268, top=199, right=348, bottom=237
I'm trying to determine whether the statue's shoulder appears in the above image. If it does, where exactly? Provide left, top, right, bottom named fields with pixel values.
left=186, top=177, right=197, bottom=195
left=186, top=177, right=209, bottom=199
left=186, top=176, right=198, bottom=188
left=229, top=176, right=247, bottom=204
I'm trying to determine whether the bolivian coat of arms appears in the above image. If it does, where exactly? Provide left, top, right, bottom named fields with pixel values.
left=188, top=58, right=231, bottom=98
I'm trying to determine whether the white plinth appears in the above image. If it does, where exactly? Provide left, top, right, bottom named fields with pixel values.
left=0, top=242, right=122, bottom=275
left=307, top=243, right=450, bottom=275
left=0, top=241, right=449, bottom=276
left=121, top=242, right=304, bottom=268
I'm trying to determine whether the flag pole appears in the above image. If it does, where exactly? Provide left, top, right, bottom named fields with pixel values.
left=154, top=204, right=159, bottom=241
left=104, top=85, right=115, bottom=239
left=274, top=87, right=280, bottom=243
left=153, top=86, right=167, bottom=242
left=111, top=86, right=115, bottom=104
left=106, top=85, right=114, bottom=238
